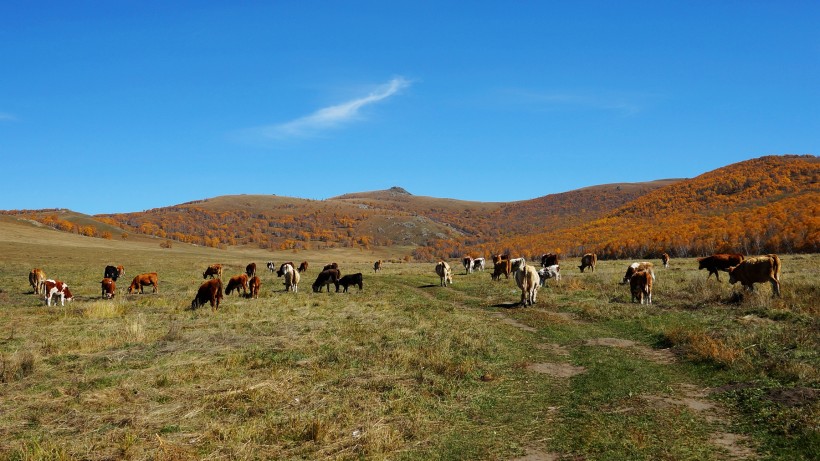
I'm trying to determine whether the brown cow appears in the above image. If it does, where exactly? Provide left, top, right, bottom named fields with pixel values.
left=322, top=262, right=339, bottom=271
left=203, top=264, right=223, bottom=279
left=728, top=254, right=781, bottom=297
left=191, top=278, right=223, bottom=310
left=225, top=273, right=249, bottom=296
left=492, top=254, right=510, bottom=265
left=248, top=276, right=261, bottom=299
left=621, top=262, right=655, bottom=285
left=491, top=259, right=512, bottom=280
left=312, top=268, right=340, bottom=292
left=373, top=260, right=382, bottom=273
left=629, top=270, right=653, bottom=304
left=128, top=273, right=159, bottom=294
left=101, top=278, right=116, bottom=299
left=697, top=254, right=744, bottom=281
left=43, top=279, right=73, bottom=306
left=29, top=268, right=46, bottom=295
left=661, top=253, right=670, bottom=268
left=579, top=253, right=597, bottom=273
left=540, top=253, right=559, bottom=268
left=245, top=262, right=257, bottom=278
left=298, top=261, right=309, bottom=273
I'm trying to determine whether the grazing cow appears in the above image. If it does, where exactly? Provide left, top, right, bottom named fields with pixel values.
left=463, top=256, right=474, bottom=274
left=191, top=278, right=223, bottom=311
left=621, top=262, right=655, bottom=285
left=697, top=254, right=744, bottom=281
left=100, top=278, right=116, bottom=299
left=128, top=273, right=159, bottom=294
left=43, top=279, right=73, bottom=306
left=512, top=259, right=540, bottom=306
left=266, top=261, right=276, bottom=273
left=298, top=261, right=309, bottom=273
left=537, top=265, right=561, bottom=286
left=728, top=254, right=781, bottom=297
left=203, top=264, right=223, bottom=279
left=472, top=257, right=485, bottom=272
left=435, top=261, right=453, bottom=287
left=491, top=259, right=512, bottom=280
left=322, top=262, right=339, bottom=271
left=279, top=263, right=300, bottom=292
left=246, top=263, right=257, bottom=278
left=579, top=253, right=597, bottom=273
left=225, top=273, right=249, bottom=296
left=629, top=270, right=653, bottom=304
left=312, top=269, right=341, bottom=292
left=29, top=268, right=46, bottom=295
left=661, top=253, right=670, bottom=268
left=373, top=260, right=382, bottom=273
left=277, top=262, right=295, bottom=277
left=248, top=276, right=261, bottom=299
left=336, top=273, right=364, bottom=292
left=103, top=265, right=124, bottom=281
left=540, top=253, right=559, bottom=268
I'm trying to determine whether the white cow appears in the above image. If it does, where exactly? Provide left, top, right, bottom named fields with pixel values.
left=512, top=260, right=540, bottom=306
left=537, top=264, right=561, bottom=286
left=436, top=261, right=453, bottom=287
left=472, top=257, right=485, bottom=272
left=44, top=279, right=73, bottom=306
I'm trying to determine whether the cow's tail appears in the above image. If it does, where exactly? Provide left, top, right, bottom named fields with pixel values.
left=769, top=254, right=781, bottom=281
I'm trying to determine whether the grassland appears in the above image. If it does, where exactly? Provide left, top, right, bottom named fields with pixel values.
left=0, top=220, right=817, bottom=460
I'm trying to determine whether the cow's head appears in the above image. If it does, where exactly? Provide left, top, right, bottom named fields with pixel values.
left=727, top=266, right=738, bottom=284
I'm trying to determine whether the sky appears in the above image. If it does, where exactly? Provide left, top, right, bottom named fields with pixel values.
left=1, top=1, right=818, bottom=215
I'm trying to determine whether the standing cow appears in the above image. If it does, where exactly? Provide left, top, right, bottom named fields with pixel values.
left=191, top=279, right=223, bottom=311
left=661, top=253, right=670, bottom=268
left=203, top=264, right=223, bottom=279
left=728, top=254, right=781, bottom=297
left=225, top=274, right=249, bottom=296
left=104, top=265, right=124, bottom=281
left=245, top=263, right=257, bottom=278
left=248, top=276, right=261, bottom=299
left=29, top=268, right=46, bottom=295
left=129, top=273, right=159, bottom=294
left=629, top=270, right=653, bottom=304
left=463, top=256, right=474, bottom=274
left=435, top=261, right=453, bottom=287
left=373, top=260, right=382, bottom=273
left=101, top=278, right=116, bottom=299
left=540, top=253, right=559, bottom=268
left=621, top=262, right=655, bottom=285
left=697, top=254, right=744, bottom=281
left=512, top=258, right=540, bottom=306
left=579, top=253, right=597, bottom=273
left=43, top=279, right=73, bottom=306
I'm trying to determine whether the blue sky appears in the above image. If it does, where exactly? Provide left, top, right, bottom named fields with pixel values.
left=1, top=1, right=818, bottom=215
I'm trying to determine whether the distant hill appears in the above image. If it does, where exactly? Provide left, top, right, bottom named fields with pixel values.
left=2, top=155, right=816, bottom=260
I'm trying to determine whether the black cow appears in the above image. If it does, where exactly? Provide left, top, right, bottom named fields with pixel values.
left=104, top=265, right=123, bottom=281
left=312, top=269, right=340, bottom=292
left=335, top=273, right=363, bottom=292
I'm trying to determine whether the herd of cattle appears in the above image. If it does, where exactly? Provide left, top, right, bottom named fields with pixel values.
left=25, top=252, right=782, bottom=310
left=435, top=251, right=782, bottom=306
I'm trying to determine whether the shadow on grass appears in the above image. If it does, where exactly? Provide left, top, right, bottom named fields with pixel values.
left=491, top=302, right=521, bottom=309
left=418, top=284, right=439, bottom=288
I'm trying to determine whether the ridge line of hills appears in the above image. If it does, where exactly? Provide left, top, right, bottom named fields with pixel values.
left=2, top=154, right=817, bottom=260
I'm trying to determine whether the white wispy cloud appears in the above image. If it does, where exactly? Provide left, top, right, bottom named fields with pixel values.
left=249, top=77, right=411, bottom=141
left=0, top=112, right=17, bottom=122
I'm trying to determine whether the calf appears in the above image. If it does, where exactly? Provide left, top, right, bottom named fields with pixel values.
left=728, top=254, right=781, bottom=297
left=472, top=257, right=485, bottom=272
left=579, top=253, right=597, bottom=273
left=191, top=278, right=223, bottom=310
left=128, top=273, right=159, bottom=294
left=373, top=260, right=382, bottom=273
left=225, top=273, right=249, bottom=296
left=43, top=279, right=73, bottom=306
left=537, top=264, right=561, bottom=286
left=266, top=261, right=276, bottom=273
left=435, top=261, right=453, bottom=287
left=697, top=254, right=744, bottom=281
left=29, top=268, right=46, bottom=295
left=621, top=262, right=655, bottom=285
left=248, top=276, right=261, bottom=299
left=312, top=269, right=341, bottom=292
left=298, top=261, right=309, bottom=273
left=279, top=263, right=300, bottom=292
left=203, top=264, right=223, bottom=279
left=335, top=273, right=363, bottom=292
left=246, top=262, right=257, bottom=278
left=661, top=253, right=670, bottom=268
left=100, top=278, right=116, bottom=299
left=629, top=270, right=653, bottom=304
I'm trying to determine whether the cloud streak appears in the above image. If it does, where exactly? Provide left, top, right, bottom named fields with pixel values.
left=250, top=77, right=411, bottom=141
left=0, top=112, right=17, bottom=122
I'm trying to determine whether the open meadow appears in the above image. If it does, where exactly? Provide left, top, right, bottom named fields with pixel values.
left=0, top=221, right=817, bottom=460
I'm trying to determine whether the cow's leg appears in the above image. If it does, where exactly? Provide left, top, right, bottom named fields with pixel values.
left=771, top=278, right=780, bottom=297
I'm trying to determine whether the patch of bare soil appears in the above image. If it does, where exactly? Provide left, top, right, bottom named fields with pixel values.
left=536, top=343, right=570, bottom=356
left=490, top=313, right=537, bottom=332
left=509, top=448, right=560, bottom=461
left=584, top=337, right=676, bottom=364
left=641, top=384, right=758, bottom=459
left=527, top=362, right=586, bottom=378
